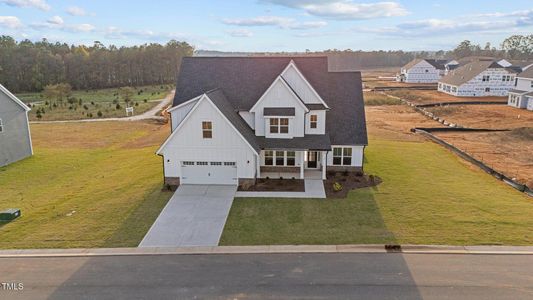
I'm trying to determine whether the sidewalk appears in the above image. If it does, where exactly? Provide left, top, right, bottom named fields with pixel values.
left=1, top=244, right=533, bottom=258
left=235, top=179, right=326, bottom=199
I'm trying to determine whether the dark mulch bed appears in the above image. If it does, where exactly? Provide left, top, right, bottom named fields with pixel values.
left=238, top=179, right=305, bottom=192
left=324, top=172, right=382, bottom=198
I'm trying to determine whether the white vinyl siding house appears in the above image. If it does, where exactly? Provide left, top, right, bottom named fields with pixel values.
left=508, top=68, right=533, bottom=110
left=397, top=59, right=456, bottom=83
left=158, top=57, right=368, bottom=187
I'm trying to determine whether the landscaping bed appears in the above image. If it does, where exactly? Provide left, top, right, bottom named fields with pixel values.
left=325, top=172, right=382, bottom=198
left=238, top=179, right=305, bottom=192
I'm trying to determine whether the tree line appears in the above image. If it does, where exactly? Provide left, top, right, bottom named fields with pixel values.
left=0, top=36, right=194, bottom=93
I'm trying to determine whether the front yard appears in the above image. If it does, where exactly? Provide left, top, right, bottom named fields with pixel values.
left=221, top=136, right=533, bottom=246
left=0, top=121, right=173, bottom=249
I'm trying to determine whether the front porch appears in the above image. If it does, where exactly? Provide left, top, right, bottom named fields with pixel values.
left=257, top=150, right=327, bottom=180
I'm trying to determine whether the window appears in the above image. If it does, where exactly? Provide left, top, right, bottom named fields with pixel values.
left=485, top=87, right=491, bottom=92
left=0, top=118, right=3, bottom=133
left=425, top=69, right=429, bottom=73
left=276, top=151, right=285, bottom=166
left=310, top=115, right=318, bottom=129
left=531, top=81, right=533, bottom=88
left=286, top=151, right=295, bottom=166
left=210, top=162, right=222, bottom=166
left=196, top=162, right=208, bottom=166
left=265, top=151, right=274, bottom=166
left=182, top=161, right=195, bottom=166
left=202, top=121, right=212, bottom=139
left=269, top=118, right=289, bottom=134
left=333, top=147, right=352, bottom=166
left=482, top=75, right=490, bottom=82
left=224, top=162, right=236, bottom=166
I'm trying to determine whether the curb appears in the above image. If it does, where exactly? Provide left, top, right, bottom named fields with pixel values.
left=1, top=245, right=533, bottom=258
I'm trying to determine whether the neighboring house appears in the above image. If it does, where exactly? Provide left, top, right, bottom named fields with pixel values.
left=508, top=67, right=533, bottom=111
left=438, top=60, right=519, bottom=97
left=0, top=84, right=33, bottom=167
left=157, top=56, right=368, bottom=187
left=396, top=59, right=458, bottom=83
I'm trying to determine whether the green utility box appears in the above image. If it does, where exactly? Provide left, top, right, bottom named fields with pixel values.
left=0, top=209, right=21, bottom=221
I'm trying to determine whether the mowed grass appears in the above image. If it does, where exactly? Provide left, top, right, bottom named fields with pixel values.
left=220, top=137, right=533, bottom=246
left=0, top=121, right=172, bottom=249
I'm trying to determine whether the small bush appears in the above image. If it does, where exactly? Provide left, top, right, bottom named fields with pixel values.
left=135, top=102, right=139, bottom=106
left=97, top=110, right=103, bottom=117
left=116, top=103, right=121, bottom=110
left=143, top=99, right=148, bottom=103
left=83, top=105, right=89, bottom=110
left=333, top=182, right=343, bottom=192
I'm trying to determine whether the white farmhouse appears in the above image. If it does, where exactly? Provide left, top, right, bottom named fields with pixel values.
left=396, top=59, right=457, bottom=83
left=438, top=60, right=519, bottom=97
left=508, top=67, right=533, bottom=111
left=157, top=57, right=368, bottom=187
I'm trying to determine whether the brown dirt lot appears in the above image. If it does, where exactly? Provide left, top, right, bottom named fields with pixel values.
left=365, top=105, right=444, bottom=141
left=427, top=105, right=533, bottom=129
left=434, top=130, right=533, bottom=188
left=387, top=89, right=507, bottom=105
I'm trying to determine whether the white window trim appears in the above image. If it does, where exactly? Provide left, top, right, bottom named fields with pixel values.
left=202, top=120, right=213, bottom=139
left=264, top=150, right=296, bottom=166
left=268, top=117, right=290, bottom=135
left=310, top=114, right=318, bottom=129
left=332, top=147, right=353, bottom=166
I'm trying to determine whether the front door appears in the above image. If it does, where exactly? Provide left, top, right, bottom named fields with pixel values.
left=307, top=151, right=319, bottom=168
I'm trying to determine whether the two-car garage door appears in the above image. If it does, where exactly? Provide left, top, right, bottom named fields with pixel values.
left=181, top=161, right=237, bottom=185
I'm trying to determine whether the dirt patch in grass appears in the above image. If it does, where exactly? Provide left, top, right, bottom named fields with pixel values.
left=509, top=127, right=533, bottom=140
left=426, top=105, right=533, bottom=129
left=388, top=89, right=507, bottom=105
left=238, top=179, right=305, bottom=192
left=324, top=172, right=382, bottom=198
left=364, top=92, right=402, bottom=106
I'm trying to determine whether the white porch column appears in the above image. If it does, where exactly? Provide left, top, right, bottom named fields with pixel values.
left=300, top=151, right=305, bottom=179
left=256, top=153, right=261, bottom=178
left=321, top=151, right=327, bottom=180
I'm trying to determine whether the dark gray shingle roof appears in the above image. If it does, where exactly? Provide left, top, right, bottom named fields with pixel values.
left=173, top=56, right=367, bottom=146
left=264, top=107, right=296, bottom=116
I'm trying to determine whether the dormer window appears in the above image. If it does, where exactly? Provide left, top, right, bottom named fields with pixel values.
left=310, top=115, right=318, bottom=129
left=269, top=118, right=289, bottom=134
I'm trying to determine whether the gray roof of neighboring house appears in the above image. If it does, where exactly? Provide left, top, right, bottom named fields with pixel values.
left=518, top=67, right=533, bottom=79
left=439, top=60, right=509, bottom=86
left=204, top=89, right=261, bottom=153
left=257, top=134, right=331, bottom=151
left=402, top=59, right=449, bottom=71
left=525, top=91, right=533, bottom=97
left=263, top=107, right=296, bottom=116
left=508, top=89, right=528, bottom=94
left=173, top=56, right=367, bottom=146
left=306, top=103, right=328, bottom=110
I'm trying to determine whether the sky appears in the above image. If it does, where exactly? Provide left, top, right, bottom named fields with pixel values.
left=0, top=0, right=532, bottom=52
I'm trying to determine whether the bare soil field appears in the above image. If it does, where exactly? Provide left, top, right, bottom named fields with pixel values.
left=427, top=105, right=533, bottom=129
left=365, top=105, right=444, bottom=141
left=388, top=89, right=507, bottom=105
left=434, top=130, right=533, bottom=188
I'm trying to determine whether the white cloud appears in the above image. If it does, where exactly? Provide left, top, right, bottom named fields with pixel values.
left=228, top=29, right=253, bottom=37
left=262, top=0, right=408, bottom=20
left=67, top=23, right=95, bottom=32
left=0, top=16, right=22, bottom=28
left=66, top=6, right=87, bottom=16
left=47, top=16, right=63, bottom=25
left=222, top=16, right=327, bottom=30
left=1, top=0, right=50, bottom=11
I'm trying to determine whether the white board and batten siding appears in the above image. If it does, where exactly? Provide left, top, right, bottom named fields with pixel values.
left=169, top=99, right=198, bottom=131
left=250, top=78, right=306, bottom=138
left=281, top=64, right=323, bottom=104
left=160, top=98, right=256, bottom=183
left=326, top=146, right=364, bottom=167
left=305, top=110, right=326, bottom=135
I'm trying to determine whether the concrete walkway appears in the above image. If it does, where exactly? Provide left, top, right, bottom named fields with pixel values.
left=139, top=184, right=236, bottom=248
left=234, top=179, right=326, bottom=199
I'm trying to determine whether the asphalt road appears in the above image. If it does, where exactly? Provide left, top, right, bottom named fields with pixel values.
left=1, top=253, right=533, bottom=299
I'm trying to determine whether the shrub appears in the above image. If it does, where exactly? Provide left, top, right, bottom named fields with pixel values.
left=143, top=99, right=148, bottom=103
left=342, top=170, right=349, bottom=177
left=116, top=104, right=121, bottom=110
left=97, top=110, right=103, bottom=117
left=36, top=112, right=42, bottom=119
left=333, top=182, right=343, bottom=192
left=135, top=102, right=139, bottom=106
left=91, top=101, right=95, bottom=105
left=83, top=105, right=89, bottom=110
left=87, top=113, right=93, bottom=118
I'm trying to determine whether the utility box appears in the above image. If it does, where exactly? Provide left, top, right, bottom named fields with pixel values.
left=0, top=209, right=21, bottom=221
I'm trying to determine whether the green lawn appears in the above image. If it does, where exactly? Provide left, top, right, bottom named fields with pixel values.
left=220, top=137, right=533, bottom=246
left=0, top=122, right=172, bottom=249
left=16, top=85, right=174, bottom=121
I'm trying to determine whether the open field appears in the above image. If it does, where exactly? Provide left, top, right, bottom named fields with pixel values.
left=434, top=129, right=533, bottom=187
left=221, top=134, right=533, bottom=246
left=388, top=89, right=507, bottom=105
left=427, top=105, right=533, bottom=129
left=0, top=121, right=172, bottom=249
left=363, top=91, right=402, bottom=106
left=16, top=85, right=174, bottom=121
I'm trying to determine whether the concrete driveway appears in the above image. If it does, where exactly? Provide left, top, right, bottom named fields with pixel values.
left=139, top=185, right=236, bottom=247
